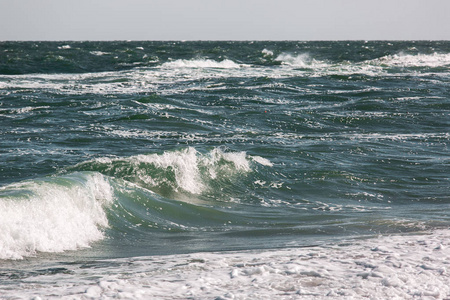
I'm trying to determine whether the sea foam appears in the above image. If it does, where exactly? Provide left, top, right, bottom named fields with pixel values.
left=161, top=58, right=241, bottom=69
left=2, top=229, right=449, bottom=299
left=371, top=52, right=450, bottom=68
left=275, top=52, right=329, bottom=69
left=2, top=51, right=448, bottom=99
left=0, top=172, right=113, bottom=260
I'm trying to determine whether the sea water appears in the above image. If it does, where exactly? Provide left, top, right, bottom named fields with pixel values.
left=0, top=41, right=449, bottom=299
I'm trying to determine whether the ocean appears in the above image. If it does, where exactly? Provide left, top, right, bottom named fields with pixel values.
left=0, top=41, right=449, bottom=299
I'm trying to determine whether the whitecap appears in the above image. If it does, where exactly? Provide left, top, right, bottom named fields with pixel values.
left=251, top=155, right=273, bottom=167
left=275, top=52, right=329, bottom=69
left=370, top=52, right=450, bottom=68
left=90, top=51, right=110, bottom=56
left=161, top=58, right=241, bottom=69
left=0, top=172, right=113, bottom=260
left=262, top=48, right=274, bottom=57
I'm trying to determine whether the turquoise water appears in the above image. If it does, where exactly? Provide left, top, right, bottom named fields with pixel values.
left=0, top=41, right=449, bottom=261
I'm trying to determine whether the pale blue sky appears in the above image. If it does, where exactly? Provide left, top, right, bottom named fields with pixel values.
left=1, top=0, right=449, bottom=41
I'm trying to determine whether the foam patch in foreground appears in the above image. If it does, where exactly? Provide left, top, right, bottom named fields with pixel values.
left=2, top=229, right=449, bottom=299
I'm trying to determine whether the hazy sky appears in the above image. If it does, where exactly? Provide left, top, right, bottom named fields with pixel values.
left=1, top=0, right=449, bottom=41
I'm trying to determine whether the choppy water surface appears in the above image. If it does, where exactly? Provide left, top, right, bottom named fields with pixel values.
left=0, top=41, right=449, bottom=263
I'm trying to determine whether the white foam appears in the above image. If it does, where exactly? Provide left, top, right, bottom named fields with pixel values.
left=161, top=58, right=241, bottom=69
left=276, top=52, right=310, bottom=67
left=109, top=129, right=176, bottom=139
left=217, top=149, right=251, bottom=172
left=0, top=172, right=113, bottom=260
left=262, top=48, right=274, bottom=57
left=347, top=132, right=450, bottom=142
left=371, top=52, right=450, bottom=68
left=275, top=52, right=329, bottom=69
left=271, top=52, right=450, bottom=77
left=137, top=148, right=256, bottom=194
left=251, top=155, right=273, bottom=167
left=3, top=229, right=450, bottom=299
left=134, top=147, right=205, bottom=194
left=89, top=147, right=267, bottom=196
left=90, top=51, right=110, bottom=56
left=15, top=106, right=50, bottom=114
left=1, top=51, right=448, bottom=97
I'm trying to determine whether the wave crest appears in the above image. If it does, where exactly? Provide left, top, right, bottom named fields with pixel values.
left=161, top=58, right=241, bottom=69
left=370, top=52, right=450, bottom=68
left=72, top=147, right=271, bottom=197
left=275, top=53, right=329, bottom=68
left=0, top=172, right=113, bottom=260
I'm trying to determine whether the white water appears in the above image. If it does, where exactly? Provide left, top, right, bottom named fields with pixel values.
left=371, top=52, right=450, bottom=68
left=84, top=147, right=266, bottom=195
left=275, top=52, right=329, bottom=69
left=1, top=52, right=448, bottom=97
left=161, top=58, right=242, bottom=69
left=0, top=172, right=113, bottom=260
left=2, top=229, right=449, bottom=299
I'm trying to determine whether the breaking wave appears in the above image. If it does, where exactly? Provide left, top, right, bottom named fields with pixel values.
left=0, top=172, right=113, bottom=259
left=370, top=52, right=450, bottom=68
left=274, top=52, right=329, bottom=68
left=71, top=147, right=271, bottom=197
left=0, top=147, right=275, bottom=259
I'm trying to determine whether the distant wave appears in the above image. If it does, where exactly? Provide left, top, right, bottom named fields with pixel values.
left=270, top=51, right=450, bottom=73
left=161, top=58, right=242, bottom=69
left=369, top=52, right=450, bottom=68
left=274, top=52, right=329, bottom=69
left=1, top=51, right=448, bottom=97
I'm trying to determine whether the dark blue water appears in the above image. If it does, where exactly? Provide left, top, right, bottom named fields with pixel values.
left=0, top=41, right=449, bottom=260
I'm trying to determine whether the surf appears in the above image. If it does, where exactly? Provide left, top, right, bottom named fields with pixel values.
left=69, top=147, right=270, bottom=200
left=0, top=147, right=276, bottom=260
left=0, top=172, right=113, bottom=259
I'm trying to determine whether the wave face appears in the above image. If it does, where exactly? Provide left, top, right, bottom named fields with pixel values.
left=72, top=147, right=267, bottom=196
left=1, top=41, right=450, bottom=262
